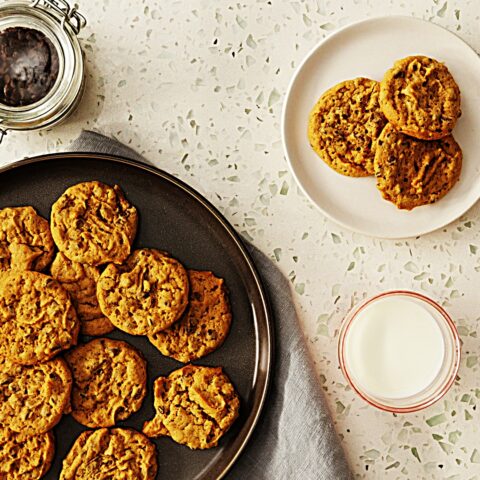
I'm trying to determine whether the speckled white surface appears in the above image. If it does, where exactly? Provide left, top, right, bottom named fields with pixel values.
left=2, top=1, right=480, bottom=478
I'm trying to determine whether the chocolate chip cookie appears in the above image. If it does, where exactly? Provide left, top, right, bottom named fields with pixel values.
left=374, top=123, right=463, bottom=210
left=0, top=206, right=54, bottom=272
left=65, top=338, right=147, bottom=428
left=0, top=432, right=55, bottom=479
left=380, top=56, right=461, bottom=140
left=143, top=365, right=240, bottom=450
left=149, top=270, right=232, bottom=362
left=0, top=358, right=72, bottom=439
left=50, top=252, right=114, bottom=336
left=50, top=181, right=138, bottom=266
left=97, top=248, right=189, bottom=335
left=308, top=78, right=387, bottom=176
left=0, top=271, right=79, bottom=365
left=60, top=428, right=157, bottom=480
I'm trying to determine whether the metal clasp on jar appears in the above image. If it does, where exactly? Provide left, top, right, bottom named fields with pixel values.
left=32, top=0, right=86, bottom=35
left=0, top=121, right=6, bottom=144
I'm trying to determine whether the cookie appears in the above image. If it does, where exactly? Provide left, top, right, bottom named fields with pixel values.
left=0, top=358, right=72, bottom=439
left=0, top=270, right=79, bottom=365
left=143, top=365, right=240, bottom=450
left=0, top=206, right=54, bottom=272
left=97, top=248, right=189, bottom=335
left=0, top=432, right=55, bottom=479
left=149, top=270, right=232, bottom=362
left=60, top=428, right=157, bottom=480
left=308, top=78, right=387, bottom=176
left=374, top=123, right=462, bottom=210
left=380, top=56, right=461, bottom=140
left=50, top=252, right=114, bottom=336
left=65, top=338, right=147, bottom=428
left=50, top=181, right=138, bottom=266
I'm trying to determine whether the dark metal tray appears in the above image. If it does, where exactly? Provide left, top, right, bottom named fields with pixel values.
left=0, top=153, right=273, bottom=480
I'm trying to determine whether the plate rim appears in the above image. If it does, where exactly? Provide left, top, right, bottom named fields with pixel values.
left=281, top=14, right=480, bottom=239
left=0, top=152, right=275, bottom=480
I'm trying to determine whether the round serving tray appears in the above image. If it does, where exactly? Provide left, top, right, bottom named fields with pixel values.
left=0, top=153, right=274, bottom=480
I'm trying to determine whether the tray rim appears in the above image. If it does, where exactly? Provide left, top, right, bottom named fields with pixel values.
left=0, top=151, right=274, bottom=480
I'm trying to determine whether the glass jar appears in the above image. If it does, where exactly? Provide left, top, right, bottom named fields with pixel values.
left=0, top=0, right=86, bottom=141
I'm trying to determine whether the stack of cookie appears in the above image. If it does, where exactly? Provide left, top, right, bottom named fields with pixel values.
left=308, top=55, right=463, bottom=210
left=0, top=207, right=77, bottom=479
left=0, top=180, right=240, bottom=480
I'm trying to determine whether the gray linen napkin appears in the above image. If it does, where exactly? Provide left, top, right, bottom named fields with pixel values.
left=68, top=130, right=352, bottom=480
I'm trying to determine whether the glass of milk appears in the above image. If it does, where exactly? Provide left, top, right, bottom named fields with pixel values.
left=338, top=291, right=460, bottom=413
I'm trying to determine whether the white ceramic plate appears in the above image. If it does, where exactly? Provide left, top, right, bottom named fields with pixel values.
left=282, top=16, right=480, bottom=238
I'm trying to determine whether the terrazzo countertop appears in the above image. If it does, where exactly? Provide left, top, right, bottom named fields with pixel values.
left=2, top=0, right=480, bottom=478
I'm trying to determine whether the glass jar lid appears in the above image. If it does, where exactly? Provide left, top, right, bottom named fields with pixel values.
left=0, top=0, right=86, bottom=138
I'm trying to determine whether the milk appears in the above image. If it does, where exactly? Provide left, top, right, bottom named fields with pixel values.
left=345, top=296, right=445, bottom=399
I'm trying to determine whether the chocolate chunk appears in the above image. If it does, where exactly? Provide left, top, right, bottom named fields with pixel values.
left=0, top=27, right=59, bottom=107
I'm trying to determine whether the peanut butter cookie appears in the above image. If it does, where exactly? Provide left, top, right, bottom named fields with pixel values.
left=149, top=270, right=232, bottom=362
left=50, top=181, right=138, bottom=266
left=380, top=56, right=461, bottom=140
left=0, top=271, right=79, bottom=365
left=374, top=123, right=462, bottom=210
left=0, top=432, right=55, bottom=479
left=65, top=338, right=147, bottom=428
left=308, top=78, right=387, bottom=176
left=0, top=206, right=54, bottom=272
left=60, top=428, right=157, bottom=480
left=97, top=248, right=189, bottom=335
left=50, top=252, right=114, bottom=336
left=143, top=365, right=240, bottom=450
left=0, top=358, right=72, bottom=439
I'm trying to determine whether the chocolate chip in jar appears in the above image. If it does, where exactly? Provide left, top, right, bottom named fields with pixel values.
left=0, top=27, right=59, bottom=107
left=0, top=0, right=86, bottom=136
